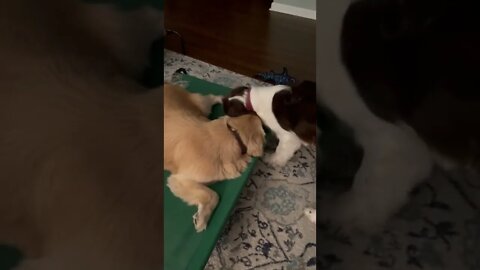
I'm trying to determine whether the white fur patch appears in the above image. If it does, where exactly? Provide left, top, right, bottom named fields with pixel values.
left=245, top=85, right=307, bottom=167
left=228, top=95, right=246, bottom=103
left=304, top=208, right=316, bottom=224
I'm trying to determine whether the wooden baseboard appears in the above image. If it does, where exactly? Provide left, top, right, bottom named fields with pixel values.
left=270, top=2, right=316, bottom=20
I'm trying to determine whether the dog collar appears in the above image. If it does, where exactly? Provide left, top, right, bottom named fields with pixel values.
left=227, top=123, right=247, bottom=155
left=245, top=88, right=254, bottom=112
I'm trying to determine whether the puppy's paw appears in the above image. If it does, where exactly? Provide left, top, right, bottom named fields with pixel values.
left=223, top=163, right=243, bottom=179
left=192, top=193, right=219, bottom=233
left=263, top=153, right=288, bottom=168
left=235, top=158, right=250, bottom=172
left=193, top=211, right=207, bottom=232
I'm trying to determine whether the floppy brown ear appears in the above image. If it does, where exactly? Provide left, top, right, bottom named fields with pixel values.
left=245, top=115, right=265, bottom=157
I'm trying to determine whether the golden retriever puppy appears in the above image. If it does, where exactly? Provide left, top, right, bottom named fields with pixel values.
left=164, top=83, right=265, bottom=232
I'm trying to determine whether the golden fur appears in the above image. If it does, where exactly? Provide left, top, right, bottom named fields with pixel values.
left=164, top=83, right=265, bottom=232
left=0, top=0, right=165, bottom=269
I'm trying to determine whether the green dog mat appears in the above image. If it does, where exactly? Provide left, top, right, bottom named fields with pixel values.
left=164, top=74, right=257, bottom=270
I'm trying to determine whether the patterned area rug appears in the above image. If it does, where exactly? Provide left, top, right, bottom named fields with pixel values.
left=164, top=50, right=317, bottom=270
left=317, top=166, right=480, bottom=270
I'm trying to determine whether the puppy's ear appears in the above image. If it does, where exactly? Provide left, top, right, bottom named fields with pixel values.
left=294, top=120, right=317, bottom=145
left=222, top=97, right=249, bottom=117
left=223, top=86, right=251, bottom=117
left=245, top=115, right=265, bottom=157
left=228, top=114, right=265, bottom=157
left=291, top=80, right=316, bottom=103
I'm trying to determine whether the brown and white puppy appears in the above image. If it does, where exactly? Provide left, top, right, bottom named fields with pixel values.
left=164, top=83, right=265, bottom=232
left=222, top=81, right=316, bottom=167
left=317, top=0, right=480, bottom=233
left=0, top=0, right=167, bottom=269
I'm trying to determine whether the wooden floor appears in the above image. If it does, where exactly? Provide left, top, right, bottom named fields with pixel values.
left=164, top=0, right=316, bottom=83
